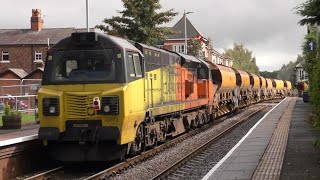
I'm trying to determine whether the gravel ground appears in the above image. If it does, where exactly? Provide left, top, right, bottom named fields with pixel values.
left=108, top=104, right=274, bottom=180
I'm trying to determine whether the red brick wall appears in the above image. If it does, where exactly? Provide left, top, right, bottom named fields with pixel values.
left=164, top=45, right=172, bottom=50
left=0, top=73, right=21, bottom=95
left=25, top=70, right=43, bottom=79
left=0, top=45, right=48, bottom=74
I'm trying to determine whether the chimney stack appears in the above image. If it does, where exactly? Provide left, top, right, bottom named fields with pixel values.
left=31, top=9, right=44, bottom=31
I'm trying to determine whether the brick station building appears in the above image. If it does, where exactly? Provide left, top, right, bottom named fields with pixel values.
left=0, top=9, right=91, bottom=74
left=0, top=9, right=90, bottom=95
left=159, top=14, right=233, bottom=67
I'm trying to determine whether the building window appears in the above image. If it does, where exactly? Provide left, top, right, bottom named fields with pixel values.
left=35, top=51, right=42, bottom=61
left=2, top=51, right=9, bottom=62
left=173, top=45, right=185, bottom=53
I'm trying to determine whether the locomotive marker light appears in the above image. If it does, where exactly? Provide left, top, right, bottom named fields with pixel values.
left=93, top=97, right=101, bottom=110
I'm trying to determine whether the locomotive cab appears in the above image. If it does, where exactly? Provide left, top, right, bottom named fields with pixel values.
left=38, top=32, right=145, bottom=161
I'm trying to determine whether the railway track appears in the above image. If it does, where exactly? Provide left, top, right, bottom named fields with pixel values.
left=23, top=102, right=276, bottom=180
left=22, top=109, right=246, bottom=180
left=84, top=109, right=250, bottom=180
left=150, top=107, right=264, bottom=180
left=23, top=166, right=64, bottom=180
left=86, top=107, right=266, bottom=180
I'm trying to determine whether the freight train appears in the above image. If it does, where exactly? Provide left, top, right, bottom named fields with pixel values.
left=38, top=32, right=292, bottom=162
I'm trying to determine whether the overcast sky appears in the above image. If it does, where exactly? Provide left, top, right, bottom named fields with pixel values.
left=0, top=0, right=307, bottom=71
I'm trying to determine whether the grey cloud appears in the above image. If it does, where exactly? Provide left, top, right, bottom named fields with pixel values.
left=0, top=0, right=308, bottom=71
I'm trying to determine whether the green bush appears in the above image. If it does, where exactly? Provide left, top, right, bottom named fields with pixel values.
left=3, top=102, right=20, bottom=116
left=4, top=103, right=11, bottom=116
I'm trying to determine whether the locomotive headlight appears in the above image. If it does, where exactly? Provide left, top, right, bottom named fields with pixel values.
left=42, top=97, right=59, bottom=116
left=97, top=96, right=119, bottom=115
left=49, top=106, right=56, bottom=114
left=103, top=105, right=110, bottom=113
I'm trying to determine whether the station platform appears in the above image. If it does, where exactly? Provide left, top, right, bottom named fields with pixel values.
left=0, top=124, right=39, bottom=147
left=202, top=97, right=320, bottom=180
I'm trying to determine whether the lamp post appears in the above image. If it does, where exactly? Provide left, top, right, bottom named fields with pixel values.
left=86, top=0, right=89, bottom=32
left=184, top=10, right=193, bottom=54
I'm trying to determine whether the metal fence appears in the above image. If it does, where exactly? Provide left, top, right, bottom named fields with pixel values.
left=0, top=94, right=38, bottom=113
left=0, top=79, right=41, bottom=114
left=0, top=79, right=42, bottom=96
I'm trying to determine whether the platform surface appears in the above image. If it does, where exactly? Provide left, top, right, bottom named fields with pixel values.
left=280, top=98, right=320, bottom=179
left=203, top=97, right=296, bottom=180
left=0, top=124, right=39, bottom=147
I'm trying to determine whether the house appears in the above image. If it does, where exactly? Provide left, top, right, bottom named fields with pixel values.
left=160, top=14, right=233, bottom=67
left=0, top=9, right=91, bottom=76
left=0, top=68, right=28, bottom=95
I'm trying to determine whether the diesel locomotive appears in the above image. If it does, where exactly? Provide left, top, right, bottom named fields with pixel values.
left=38, top=32, right=292, bottom=162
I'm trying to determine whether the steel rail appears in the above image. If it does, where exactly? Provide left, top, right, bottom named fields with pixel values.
left=23, top=166, right=64, bottom=180
left=151, top=107, right=264, bottom=180
left=83, top=109, right=248, bottom=180
left=84, top=107, right=264, bottom=180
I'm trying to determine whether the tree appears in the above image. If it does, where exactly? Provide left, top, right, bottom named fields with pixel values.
left=223, top=43, right=259, bottom=74
left=296, top=0, right=320, bottom=26
left=96, top=0, right=178, bottom=45
left=187, top=39, right=202, bottom=57
left=259, top=55, right=304, bottom=87
left=296, top=0, right=320, bottom=126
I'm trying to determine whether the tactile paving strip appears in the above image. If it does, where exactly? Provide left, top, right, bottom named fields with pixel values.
left=251, top=97, right=297, bottom=180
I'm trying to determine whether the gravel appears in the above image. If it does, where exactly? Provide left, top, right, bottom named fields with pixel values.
left=108, top=104, right=274, bottom=180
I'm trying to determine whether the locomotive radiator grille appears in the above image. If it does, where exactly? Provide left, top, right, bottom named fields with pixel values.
left=65, top=94, right=98, bottom=119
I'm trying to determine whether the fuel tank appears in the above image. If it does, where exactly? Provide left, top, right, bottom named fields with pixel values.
left=211, top=64, right=237, bottom=93
left=273, top=79, right=284, bottom=90
left=232, top=68, right=251, bottom=90
left=285, top=80, right=292, bottom=90
left=248, top=73, right=260, bottom=90
left=259, top=76, right=267, bottom=88
left=266, top=78, right=273, bottom=90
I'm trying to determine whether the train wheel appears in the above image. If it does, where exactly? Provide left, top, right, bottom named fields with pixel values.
left=129, top=125, right=144, bottom=156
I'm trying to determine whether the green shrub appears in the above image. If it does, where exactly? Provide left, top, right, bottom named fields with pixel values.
left=3, top=102, right=20, bottom=116
left=313, top=139, right=320, bottom=148
left=4, top=103, right=11, bottom=116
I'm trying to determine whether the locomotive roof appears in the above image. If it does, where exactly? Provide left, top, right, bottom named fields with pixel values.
left=177, top=53, right=201, bottom=63
left=135, top=42, right=168, bottom=54
left=196, top=57, right=210, bottom=68
left=105, top=34, right=142, bottom=55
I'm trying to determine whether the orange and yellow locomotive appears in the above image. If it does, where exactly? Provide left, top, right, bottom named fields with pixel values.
left=38, top=32, right=292, bottom=161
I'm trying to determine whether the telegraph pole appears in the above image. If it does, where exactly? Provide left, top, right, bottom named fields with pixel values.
left=184, top=10, right=193, bottom=54
left=86, top=0, right=89, bottom=32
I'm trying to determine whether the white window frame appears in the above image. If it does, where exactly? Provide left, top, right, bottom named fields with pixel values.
left=173, top=45, right=185, bottom=53
left=1, top=51, right=9, bottom=62
left=34, top=51, right=43, bottom=62
left=132, top=54, right=142, bottom=77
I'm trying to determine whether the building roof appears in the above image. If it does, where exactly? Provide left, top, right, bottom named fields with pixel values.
left=0, top=68, right=28, bottom=79
left=295, top=61, right=304, bottom=68
left=0, top=28, right=94, bottom=45
left=24, top=67, right=44, bottom=79
left=167, top=16, right=202, bottom=39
